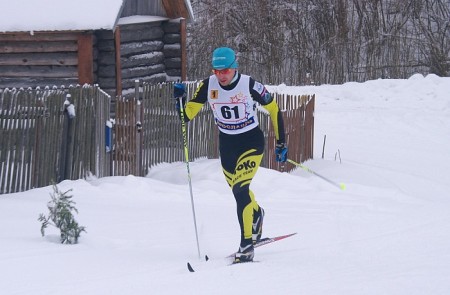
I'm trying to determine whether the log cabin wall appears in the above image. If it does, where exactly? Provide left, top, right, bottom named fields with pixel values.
left=95, top=30, right=117, bottom=97
left=115, top=19, right=183, bottom=99
left=0, top=32, right=93, bottom=89
left=119, top=21, right=166, bottom=98
left=0, top=19, right=184, bottom=99
left=163, top=19, right=183, bottom=81
left=0, top=0, right=189, bottom=96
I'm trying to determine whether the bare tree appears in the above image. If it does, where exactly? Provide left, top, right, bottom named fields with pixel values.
left=411, top=0, right=450, bottom=76
left=187, top=0, right=450, bottom=85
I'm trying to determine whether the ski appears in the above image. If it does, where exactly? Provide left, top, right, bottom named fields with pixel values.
left=187, top=233, right=296, bottom=272
left=226, top=232, right=297, bottom=258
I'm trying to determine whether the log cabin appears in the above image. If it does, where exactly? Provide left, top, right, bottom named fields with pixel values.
left=0, top=0, right=193, bottom=98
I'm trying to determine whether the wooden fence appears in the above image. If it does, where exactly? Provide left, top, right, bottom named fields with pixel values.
left=0, top=85, right=111, bottom=194
left=1, top=82, right=314, bottom=194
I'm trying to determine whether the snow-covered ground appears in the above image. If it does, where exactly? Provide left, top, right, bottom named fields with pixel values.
left=1, top=74, right=450, bottom=294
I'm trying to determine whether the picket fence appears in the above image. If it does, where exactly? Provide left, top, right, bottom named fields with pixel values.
left=0, top=82, right=314, bottom=194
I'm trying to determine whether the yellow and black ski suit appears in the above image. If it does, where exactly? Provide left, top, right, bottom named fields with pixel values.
left=182, top=72, right=286, bottom=244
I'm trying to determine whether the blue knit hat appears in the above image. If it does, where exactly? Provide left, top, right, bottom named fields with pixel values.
left=212, top=47, right=238, bottom=69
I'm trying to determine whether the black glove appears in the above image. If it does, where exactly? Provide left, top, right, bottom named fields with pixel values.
left=275, top=142, right=288, bottom=162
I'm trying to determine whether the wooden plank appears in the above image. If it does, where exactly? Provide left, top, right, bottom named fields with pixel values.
left=3, top=92, right=19, bottom=193
left=0, top=65, right=78, bottom=78
left=0, top=90, right=12, bottom=193
left=11, top=91, right=26, bottom=192
left=0, top=53, right=78, bottom=66
left=0, top=77, right=78, bottom=89
left=39, top=94, right=53, bottom=185
left=0, top=32, right=79, bottom=42
left=162, top=0, right=189, bottom=18
left=77, top=33, right=94, bottom=84
left=22, top=91, right=36, bottom=191
left=0, top=41, right=78, bottom=53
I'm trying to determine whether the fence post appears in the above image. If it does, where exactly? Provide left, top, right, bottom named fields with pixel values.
left=135, top=80, right=142, bottom=176
left=59, top=94, right=75, bottom=182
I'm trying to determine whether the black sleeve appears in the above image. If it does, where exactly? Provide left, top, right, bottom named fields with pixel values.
left=249, top=77, right=286, bottom=144
left=249, top=77, right=273, bottom=105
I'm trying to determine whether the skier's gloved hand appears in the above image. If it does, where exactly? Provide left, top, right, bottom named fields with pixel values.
left=275, top=142, right=288, bottom=162
left=173, top=83, right=189, bottom=122
left=173, top=83, right=186, bottom=99
left=173, top=83, right=187, bottom=111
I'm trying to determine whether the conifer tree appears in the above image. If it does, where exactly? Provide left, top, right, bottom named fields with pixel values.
left=38, top=184, right=86, bottom=244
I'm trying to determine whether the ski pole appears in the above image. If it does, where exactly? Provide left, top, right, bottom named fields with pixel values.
left=287, top=159, right=346, bottom=190
left=178, top=95, right=202, bottom=259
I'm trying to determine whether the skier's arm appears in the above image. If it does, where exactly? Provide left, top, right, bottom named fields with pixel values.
left=263, top=100, right=286, bottom=144
left=183, top=79, right=209, bottom=122
left=250, top=79, right=286, bottom=143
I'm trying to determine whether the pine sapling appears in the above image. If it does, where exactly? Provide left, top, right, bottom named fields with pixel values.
left=38, top=184, right=86, bottom=244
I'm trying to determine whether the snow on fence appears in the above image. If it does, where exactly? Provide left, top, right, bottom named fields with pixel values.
left=1, top=82, right=314, bottom=194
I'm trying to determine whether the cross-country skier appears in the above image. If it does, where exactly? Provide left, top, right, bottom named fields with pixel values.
left=173, top=47, right=288, bottom=263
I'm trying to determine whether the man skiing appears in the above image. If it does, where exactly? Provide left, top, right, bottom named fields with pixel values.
left=174, top=47, right=287, bottom=263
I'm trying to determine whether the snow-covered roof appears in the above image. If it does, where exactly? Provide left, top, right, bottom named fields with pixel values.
left=118, top=16, right=169, bottom=26
left=0, top=0, right=125, bottom=33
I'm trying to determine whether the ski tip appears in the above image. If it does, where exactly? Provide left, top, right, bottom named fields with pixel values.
left=205, top=255, right=209, bottom=261
left=187, top=262, right=195, bottom=272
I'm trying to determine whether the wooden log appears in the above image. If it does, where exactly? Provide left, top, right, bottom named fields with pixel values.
left=121, top=64, right=165, bottom=79
left=121, top=52, right=164, bottom=69
left=95, top=30, right=115, bottom=41
left=165, top=68, right=181, bottom=76
left=121, top=73, right=165, bottom=89
left=120, top=41, right=163, bottom=57
left=0, top=32, right=79, bottom=42
left=120, top=25, right=164, bottom=43
left=163, top=33, right=181, bottom=44
left=0, top=65, right=78, bottom=78
left=97, top=39, right=116, bottom=52
left=163, top=44, right=181, bottom=58
left=180, top=18, right=186, bottom=81
left=0, top=66, right=78, bottom=78
left=98, top=51, right=116, bottom=66
left=97, top=77, right=117, bottom=88
left=165, top=57, right=181, bottom=69
left=0, top=41, right=78, bottom=53
left=98, top=65, right=116, bottom=78
left=0, top=52, right=78, bottom=66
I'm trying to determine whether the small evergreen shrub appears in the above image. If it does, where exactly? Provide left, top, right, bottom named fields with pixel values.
left=38, top=184, right=86, bottom=244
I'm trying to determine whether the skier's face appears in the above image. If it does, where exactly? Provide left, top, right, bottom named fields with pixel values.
left=213, top=68, right=236, bottom=86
